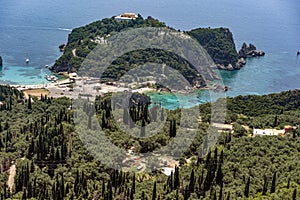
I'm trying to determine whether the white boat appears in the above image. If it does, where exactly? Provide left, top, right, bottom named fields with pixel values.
left=26, top=58, right=30, bottom=63
left=45, top=74, right=58, bottom=82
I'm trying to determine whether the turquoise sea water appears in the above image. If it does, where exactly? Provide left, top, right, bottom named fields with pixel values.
left=0, top=0, right=300, bottom=107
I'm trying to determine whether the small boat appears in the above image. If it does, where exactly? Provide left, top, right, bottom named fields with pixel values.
left=45, top=74, right=58, bottom=82
left=26, top=58, right=30, bottom=63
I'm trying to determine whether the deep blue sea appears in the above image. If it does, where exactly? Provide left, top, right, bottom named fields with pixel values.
left=0, top=0, right=300, bottom=108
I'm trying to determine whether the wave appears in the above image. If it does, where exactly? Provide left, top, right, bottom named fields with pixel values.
left=3, top=25, right=72, bottom=32
left=57, top=27, right=72, bottom=32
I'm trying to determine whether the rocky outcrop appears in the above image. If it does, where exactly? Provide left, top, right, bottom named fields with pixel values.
left=238, top=43, right=265, bottom=58
left=0, top=56, right=2, bottom=67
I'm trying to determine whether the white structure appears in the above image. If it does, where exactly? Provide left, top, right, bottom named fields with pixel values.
left=115, top=13, right=138, bottom=21
left=252, top=129, right=285, bottom=136
left=161, top=167, right=175, bottom=176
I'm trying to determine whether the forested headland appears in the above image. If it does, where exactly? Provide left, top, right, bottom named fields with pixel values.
left=0, top=85, right=300, bottom=199
left=51, top=15, right=241, bottom=81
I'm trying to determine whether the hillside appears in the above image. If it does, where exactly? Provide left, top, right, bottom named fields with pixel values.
left=51, top=15, right=241, bottom=82
left=0, top=85, right=300, bottom=199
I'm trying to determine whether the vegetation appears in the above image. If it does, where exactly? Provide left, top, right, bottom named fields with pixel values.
left=0, top=85, right=300, bottom=199
left=52, top=15, right=239, bottom=83
left=187, top=27, right=238, bottom=67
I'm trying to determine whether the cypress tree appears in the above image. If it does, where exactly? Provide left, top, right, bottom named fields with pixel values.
left=169, top=120, right=173, bottom=138
left=293, top=189, right=297, bottom=200
left=244, top=177, right=250, bottom=198
left=219, top=149, right=224, bottom=164
left=216, top=163, right=223, bottom=186
left=132, top=173, right=136, bottom=194
left=218, top=184, right=223, bottom=200
left=189, top=169, right=195, bottom=193
left=172, top=119, right=176, bottom=137
left=152, top=182, right=156, bottom=200
left=140, top=119, right=146, bottom=137
left=22, top=188, right=27, bottom=200
left=141, top=191, right=145, bottom=199
left=130, top=188, right=134, bottom=200
left=28, top=96, right=32, bottom=109
left=262, top=176, right=268, bottom=195
left=174, top=166, right=180, bottom=189
left=184, top=185, right=189, bottom=200
left=271, top=172, right=276, bottom=193
left=273, top=115, right=278, bottom=127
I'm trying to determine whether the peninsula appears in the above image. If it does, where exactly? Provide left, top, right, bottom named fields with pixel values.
left=51, top=14, right=264, bottom=79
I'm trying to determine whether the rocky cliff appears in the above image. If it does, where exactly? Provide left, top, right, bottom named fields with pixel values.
left=187, top=27, right=243, bottom=70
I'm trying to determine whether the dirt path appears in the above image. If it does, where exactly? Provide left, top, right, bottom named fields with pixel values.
left=72, top=48, right=77, bottom=57
left=7, top=164, right=16, bottom=192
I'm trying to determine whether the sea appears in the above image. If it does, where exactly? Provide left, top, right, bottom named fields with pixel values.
left=0, top=0, right=300, bottom=109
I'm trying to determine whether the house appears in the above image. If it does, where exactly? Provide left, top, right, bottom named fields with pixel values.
left=212, top=123, right=233, bottom=133
left=115, top=13, right=138, bottom=21
left=252, top=129, right=285, bottom=137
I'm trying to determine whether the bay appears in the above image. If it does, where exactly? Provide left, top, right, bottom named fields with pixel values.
left=0, top=0, right=299, bottom=107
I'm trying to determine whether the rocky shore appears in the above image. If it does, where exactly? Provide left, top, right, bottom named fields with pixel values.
left=238, top=43, right=265, bottom=58
left=215, top=43, right=265, bottom=71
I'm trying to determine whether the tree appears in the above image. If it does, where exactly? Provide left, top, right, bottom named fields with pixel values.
left=189, top=169, right=195, bottom=193
left=262, top=176, right=268, bottom=195
left=293, top=189, right=297, bottom=200
left=140, top=119, right=146, bottom=137
left=244, top=177, right=250, bottom=198
left=271, top=172, right=276, bottom=193
left=152, top=181, right=156, bottom=200
left=216, top=163, right=223, bottom=186
left=28, top=95, right=32, bottom=109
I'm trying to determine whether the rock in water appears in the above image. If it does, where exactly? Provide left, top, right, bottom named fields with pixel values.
left=0, top=56, right=2, bottom=67
left=238, top=43, right=265, bottom=58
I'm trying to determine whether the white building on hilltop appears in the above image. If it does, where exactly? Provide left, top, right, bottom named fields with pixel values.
left=115, top=13, right=138, bottom=21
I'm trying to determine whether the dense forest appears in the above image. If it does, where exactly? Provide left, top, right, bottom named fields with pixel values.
left=51, top=15, right=239, bottom=80
left=0, top=85, right=300, bottom=199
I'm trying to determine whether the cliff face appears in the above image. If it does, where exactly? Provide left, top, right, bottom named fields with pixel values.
left=187, top=28, right=241, bottom=70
